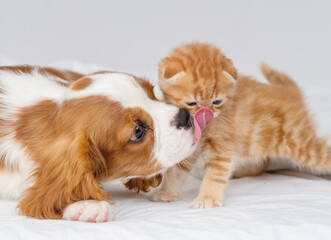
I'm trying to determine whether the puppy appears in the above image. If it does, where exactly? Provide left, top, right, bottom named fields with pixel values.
left=0, top=65, right=199, bottom=222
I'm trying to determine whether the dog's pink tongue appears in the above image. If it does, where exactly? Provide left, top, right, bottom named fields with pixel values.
left=193, top=108, right=214, bottom=143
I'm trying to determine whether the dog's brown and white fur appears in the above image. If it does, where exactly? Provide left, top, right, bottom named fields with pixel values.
left=0, top=65, right=196, bottom=222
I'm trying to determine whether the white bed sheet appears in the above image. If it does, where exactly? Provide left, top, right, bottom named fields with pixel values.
left=2, top=173, right=331, bottom=240
left=1, top=59, right=331, bottom=240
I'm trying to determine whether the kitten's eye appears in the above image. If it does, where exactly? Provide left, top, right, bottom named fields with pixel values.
left=212, top=100, right=223, bottom=106
left=130, top=125, right=146, bottom=143
left=186, top=102, right=197, bottom=107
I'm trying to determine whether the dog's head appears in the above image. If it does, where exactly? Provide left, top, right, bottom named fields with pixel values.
left=60, top=71, right=197, bottom=180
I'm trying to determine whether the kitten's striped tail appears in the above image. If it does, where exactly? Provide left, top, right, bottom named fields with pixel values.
left=260, top=62, right=299, bottom=88
left=291, top=136, right=331, bottom=175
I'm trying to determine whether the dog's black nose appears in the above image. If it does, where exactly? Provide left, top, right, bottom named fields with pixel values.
left=176, top=109, right=192, bottom=129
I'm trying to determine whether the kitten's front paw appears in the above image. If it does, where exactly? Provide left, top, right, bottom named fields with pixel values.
left=190, top=196, right=223, bottom=209
left=151, top=190, right=179, bottom=202
left=63, top=200, right=114, bottom=223
left=124, top=174, right=162, bottom=193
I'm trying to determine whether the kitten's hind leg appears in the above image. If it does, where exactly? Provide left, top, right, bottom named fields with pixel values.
left=152, top=155, right=198, bottom=202
left=232, top=157, right=269, bottom=179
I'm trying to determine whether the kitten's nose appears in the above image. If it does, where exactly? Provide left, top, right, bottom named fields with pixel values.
left=176, top=109, right=192, bottom=129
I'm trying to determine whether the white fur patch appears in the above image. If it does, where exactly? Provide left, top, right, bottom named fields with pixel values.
left=153, top=84, right=165, bottom=101
left=62, top=200, right=114, bottom=222
left=0, top=135, right=35, bottom=200
left=0, top=70, right=66, bottom=109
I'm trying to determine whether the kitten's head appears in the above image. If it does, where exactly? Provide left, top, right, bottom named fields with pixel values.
left=156, top=42, right=237, bottom=118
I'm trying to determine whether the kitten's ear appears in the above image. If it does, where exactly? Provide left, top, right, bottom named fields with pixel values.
left=222, top=71, right=236, bottom=85
left=161, top=71, right=185, bottom=82
left=222, top=57, right=238, bottom=80
left=153, top=84, right=165, bottom=101
left=158, top=58, right=185, bottom=82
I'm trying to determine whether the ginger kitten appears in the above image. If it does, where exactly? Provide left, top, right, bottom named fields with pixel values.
left=127, top=42, right=331, bottom=208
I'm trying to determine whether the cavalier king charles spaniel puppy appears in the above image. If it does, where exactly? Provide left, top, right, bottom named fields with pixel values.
left=0, top=65, right=203, bottom=222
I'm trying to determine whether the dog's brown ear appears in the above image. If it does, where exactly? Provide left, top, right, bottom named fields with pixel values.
left=88, top=136, right=108, bottom=179
left=18, top=134, right=111, bottom=219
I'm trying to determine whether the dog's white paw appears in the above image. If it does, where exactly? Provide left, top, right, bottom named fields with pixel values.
left=62, top=200, right=114, bottom=223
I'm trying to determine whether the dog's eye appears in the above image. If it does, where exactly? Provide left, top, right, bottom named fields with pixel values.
left=212, top=100, right=222, bottom=106
left=130, top=125, right=146, bottom=143
left=186, top=102, right=197, bottom=108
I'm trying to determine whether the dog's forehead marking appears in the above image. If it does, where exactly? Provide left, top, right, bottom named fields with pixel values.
left=67, top=73, right=153, bottom=108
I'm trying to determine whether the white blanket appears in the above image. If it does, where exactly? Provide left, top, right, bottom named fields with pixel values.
left=1, top=59, right=331, bottom=240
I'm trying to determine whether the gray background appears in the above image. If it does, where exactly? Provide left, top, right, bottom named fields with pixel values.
left=0, top=0, right=330, bottom=84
